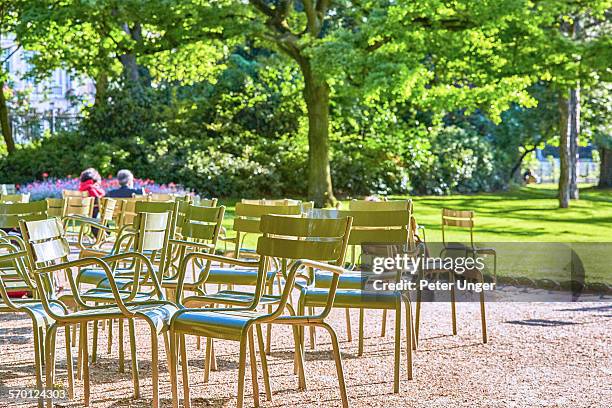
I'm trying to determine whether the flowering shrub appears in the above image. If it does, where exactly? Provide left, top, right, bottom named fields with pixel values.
left=20, top=176, right=187, bottom=201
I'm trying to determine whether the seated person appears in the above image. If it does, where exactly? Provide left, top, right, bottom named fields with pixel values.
left=107, top=170, right=145, bottom=198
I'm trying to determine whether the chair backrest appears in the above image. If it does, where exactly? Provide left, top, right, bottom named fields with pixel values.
left=0, top=184, right=17, bottom=195
left=257, top=214, right=352, bottom=317
left=46, top=198, right=65, bottom=217
left=0, top=201, right=48, bottom=229
left=132, top=211, right=172, bottom=252
left=335, top=209, right=411, bottom=246
left=441, top=208, right=475, bottom=246
left=64, top=196, right=95, bottom=217
left=114, top=196, right=149, bottom=228
left=0, top=193, right=30, bottom=203
left=233, top=202, right=303, bottom=234
left=180, top=204, right=225, bottom=243
left=19, top=218, right=70, bottom=269
left=62, top=189, right=88, bottom=198
left=98, top=198, right=117, bottom=224
left=192, top=196, right=218, bottom=207
left=242, top=198, right=301, bottom=206
left=349, top=199, right=412, bottom=212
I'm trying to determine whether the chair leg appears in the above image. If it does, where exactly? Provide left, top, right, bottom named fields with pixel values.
left=393, top=306, right=401, bottom=393
left=480, top=285, right=488, bottom=344
left=65, top=325, right=75, bottom=399
left=80, top=322, right=90, bottom=406
left=256, top=325, right=272, bottom=400
left=415, top=284, right=422, bottom=342
left=449, top=272, right=457, bottom=335
left=210, top=338, right=217, bottom=371
left=204, top=337, right=212, bottom=383
left=169, top=331, right=179, bottom=408
left=404, top=301, right=413, bottom=380
left=180, top=334, right=191, bottom=408
left=236, top=336, right=248, bottom=408
left=291, top=323, right=306, bottom=391
left=248, top=328, right=260, bottom=408
left=150, top=329, right=160, bottom=408
left=358, top=308, right=365, bottom=356
left=45, top=325, right=58, bottom=408
left=381, top=309, right=387, bottom=337
left=118, top=318, right=125, bottom=373
left=319, top=323, right=349, bottom=408
left=309, top=307, right=316, bottom=350
left=107, top=319, right=113, bottom=355
left=92, top=319, right=98, bottom=364
left=345, top=308, right=352, bottom=342
left=32, top=324, right=44, bottom=408
left=128, top=319, right=140, bottom=399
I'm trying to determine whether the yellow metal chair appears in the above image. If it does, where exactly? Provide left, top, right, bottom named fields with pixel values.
left=65, top=197, right=118, bottom=250
left=303, top=207, right=416, bottom=392
left=62, top=189, right=88, bottom=198
left=161, top=204, right=225, bottom=297
left=46, top=198, right=65, bottom=218
left=0, top=192, right=30, bottom=203
left=0, top=243, right=71, bottom=408
left=19, top=214, right=178, bottom=408
left=415, top=208, right=492, bottom=344
left=169, top=213, right=353, bottom=408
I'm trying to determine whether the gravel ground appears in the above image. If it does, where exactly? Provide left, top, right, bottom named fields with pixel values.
left=1, top=297, right=610, bottom=408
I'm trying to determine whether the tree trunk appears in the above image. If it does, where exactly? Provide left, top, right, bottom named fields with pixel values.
left=558, top=94, right=570, bottom=208
left=0, top=80, right=16, bottom=154
left=118, top=23, right=143, bottom=90
left=301, top=62, right=336, bottom=207
left=599, top=147, right=612, bottom=188
left=568, top=87, right=579, bottom=199
left=94, top=71, right=108, bottom=107
left=509, top=146, right=536, bottom=182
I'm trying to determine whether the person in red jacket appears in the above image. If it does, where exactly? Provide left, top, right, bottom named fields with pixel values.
left=78, top=168, right=105, bottom=199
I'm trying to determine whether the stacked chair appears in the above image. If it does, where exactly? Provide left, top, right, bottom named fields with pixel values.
left=1, top=193, right=492, bottom=408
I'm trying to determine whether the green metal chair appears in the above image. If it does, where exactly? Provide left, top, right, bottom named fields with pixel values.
left=169, top=213, right=353, bottom=408
left=414, top=208, right=491, bottom=344
left=0, top=192, right=30, bottom=203
left=303, top=207, right=416, bottom=392
left=161, top=204, right=226, bottom=298
left=19, top=215, right=179, bottom=408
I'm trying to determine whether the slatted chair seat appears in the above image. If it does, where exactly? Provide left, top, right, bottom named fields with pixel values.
left=183, top=290, right=282, bottom=307
left=302, top=288, right=402, bottom=310
left=314, top=271, right=368, bottom=289
left=77, top=267, right=138, bottom=285
left=172, top=309, right=270, bottom=341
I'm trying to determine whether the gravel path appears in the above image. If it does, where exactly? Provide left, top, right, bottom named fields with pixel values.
left=1, top=299, right=610, bottom=408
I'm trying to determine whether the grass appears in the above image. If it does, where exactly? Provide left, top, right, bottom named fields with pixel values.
left=215, top=184, right=612, bottom=283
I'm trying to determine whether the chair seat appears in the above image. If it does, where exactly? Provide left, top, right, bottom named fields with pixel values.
left=1, top=300, right=65, bottom=326
left=172, top=309, right=265, bottom=341
left=183, top=290, right=281, bottom=307
left=79, top=288, right=154, bottom=303
left=77, top=267, right=135, bottom=286
left=205, top=268, right=276, bottom=286
left=56, top=302, right=178, bottom=334
left=315, top=271, right=368, bottom=289
left=302, top=288, right=402, bottom=309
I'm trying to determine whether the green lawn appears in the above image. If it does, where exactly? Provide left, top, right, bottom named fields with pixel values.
left=216, top=184, right=612, bottom=283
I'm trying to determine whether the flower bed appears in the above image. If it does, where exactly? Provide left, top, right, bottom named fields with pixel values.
left=19, top=176, right=188, bottom=201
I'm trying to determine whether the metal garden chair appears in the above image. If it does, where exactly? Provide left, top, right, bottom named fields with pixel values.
left=169, top=213, right=353, bottom=408
left=302, top=207, right=416, bottom=392
left=19, top=214, right=179, bottom=408
left=414, top=208, right=492, bottom=344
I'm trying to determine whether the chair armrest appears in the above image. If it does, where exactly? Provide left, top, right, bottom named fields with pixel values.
left=63, top=215, right=114, bottom=232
